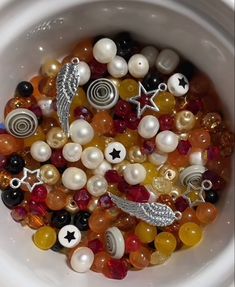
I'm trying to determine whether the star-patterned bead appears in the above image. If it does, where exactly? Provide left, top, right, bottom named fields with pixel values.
left=58, top=224, right=81, bottom=248
left=104, top=142, right=126, bottom=164
left=167, top=73, right=189, bottom=97
left=183, top=183, right=205, bottom=207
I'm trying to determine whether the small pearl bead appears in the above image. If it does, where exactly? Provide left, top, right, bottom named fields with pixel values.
left=155, top=131, right=179, bottom=153
left=128, top=54, right=149, bottom=78
left=69, top=119, right=94, bottom=145
left=148, top=151, right=168, bottom=166
left=40, top=164, right=60, bottom=185
left=155, top=49, right=180, bottom=75
left=138, top=115, right=160, bottom=139
left=62, top=143, right=82, bottom=162
left=78, top=61, right=91, bottom=85
left=123, top=163, right=146, bottom=185
left=107, top=55, right=128, bottom=78
left=30, top=141, right=52, bottom=162
left=70, top=247, right=94, bottom=273
left=175, top=110, right=196, bottom=131
left=62, top=167, right=87, bottom=190
left=87, top=175, right=108, bottom=197
left=189, top=149, right=207, bottom=165
left=46, top=127, right=68, bottom=149
left=41, top=59, right=62, bottom=77
left=93, top=38, right=117, bottom=64
left=81, top=147, right=104, bottom=169
left=141, top=46, right=159, bottom=68
left=93, top=160, right=112, bottom=176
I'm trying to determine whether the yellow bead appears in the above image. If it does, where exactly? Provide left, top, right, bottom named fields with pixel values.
left=135, top=221, right=157, bottom=243
left=154, top=92, right=176, bottom=114
left=24, top=127, right=46, bottom=147
left=33, top=226, right=57, bottom=250
left=115, top=129, right=141, bottom=149
left=179, top=222, right=203, bottom=246
left=40, top=164, right=60, bottom=185
left=152, top=177, right=172, bottom=194
left=142, top=162, right=159, bottom=184
left=128, top=146, right=147, bottom=163
left=150, top=250, right=170, bottom=265
left=154, top=232, right=177, bottom=256
left=46, top=127, right=68, bottom=149
left=84, top=135, right=106, bottom=151
left=41, top=59, right=62, bottom=77
left=119, top=79, right=139, bottom=100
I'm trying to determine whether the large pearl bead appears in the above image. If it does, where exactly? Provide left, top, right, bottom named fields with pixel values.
left=175, top=110, right=196, bottom=131
left=87, top=175, right=108, bottom=197
left=41, top=59, right=62, bottom=77
left=69, top=119, right=94, bottom=145
left=30, top=141, right=52, bottom=162
left=93, top=38, right=117, bottom=64
left=40, top=164, right=60, bottom=185
left=123, top=163, right=147, bottom=185
left=128, top=54, right=149, bottom=78
left=81, top=147, right=104, bottom=169
left=107, top=55, right=128, bottom=78
left=93, top=160, right=112, bottom=176
left=62, top=167, right=87, bottom=190
left=78, top=61, right=91, bottom=85
left=137, top=115, right=160, bottom=139
left=155, top=131, right=179, bottom=153
left=148, top=151, right=168, bottom=166
left=46, top=127, right=68, bottom=149
left=128, top=146, right=147, bottom=163
left=141, top=46, right=159, bottom=68
left=62, top=142, right=82, bottom=162
left=70, top=247, right=94, bottom=273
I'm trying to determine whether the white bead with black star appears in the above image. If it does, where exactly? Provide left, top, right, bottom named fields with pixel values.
left=58, top=224, right=81, bottom=248
left=105, top=227, right=125, bottom=259
left=167, top=73, right=189, bottom=97
left=104, top=142, right=126, bottom=164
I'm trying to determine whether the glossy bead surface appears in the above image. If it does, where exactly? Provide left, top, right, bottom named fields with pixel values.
left=141, top=46, right=159, bottom=68
left=50, top=149, right=67, bottom=169
left=72, top=38, right=94, bottom=62
left=196, top=203, right=218, bottom=224
left=129, top=246, right=151, bottom=269
left=92, top=252, right=111, bottom=273
left=62, top=167, right=87, bottom=190
left=33, top=226, right=57, bottom=250
left=62, top=142, right=82, bottom=162
left=103, top=258, right=128, bottom=280
left=1, top=187, right=24, bottom=208
left=30, top=140, right=52, bottom=162
left=148, top=151, right=168, bottom=166
left=138, top=115, right=159, bottom=139
left=41, top=59, right=61, bottom=77
left=107, top=55, right=128, bottom=78
left=154, top=232, right=177, bottom=256
left=93, top=38, right=117, bottom=64
left=58, top=224, right=81, bottom=248
left=91, top=111, right=114, bottom=136
left=155, top=48, right=179, bottom=74
left=150, top=250, right=170, bottom=265
left=180, top=207, right=200, bottom=225
left=70, top=247, right=94, bottom=273
left=46, top=127, right=67, bottom=149
left=81, top=147, right=104, bottom=169
left=201, top=112, right=222, bottom=132
left=73, top=211, right=91, bottom=231
left=128, top=54, right=149, bottom=78
left=189, top=148, right=207, bottom=166
left=154, top=92, right=176, bottom=115
left=77, top=61, right=91, bottom=85
left=175, top=110, right=196, bottom=132
left=89, top=209, right=112, bottom=233
left=16, top=81, right=34, bottom=97
left=104, top=141, right=126, bottom=164
left=31, top=185, right=48, bottom=203
left=205, top=190, right=219, bottom=204
left=179, top=222, right=202, bottom=246
left=0, top=171, right=12, bottom=190
left=45, top=189, right=67, bottom=211
left=142, top=71, right=163, bottom=91
left=123, top=163, right=146, bottom=185
left=128, top=145, right=147, bottom=163
left=51, top=209, right=71, bottom=229
left=167, top=73, right=189, bottom=97
left=5, top=154, right=25, bottom=174
left=40, top=164, right=60, bottom=185
left=0, top=134, right=23, bottom=155
left=115, top=31, right=135, bottom=60
left=70, top=119, right=94, bottom=145
left=135, top=221, right=157, bottom=243
left=125, top=234, right=141, bottom=252
left=87, top=175, right=108, bottom=197
left=189, top=129, right=211, bottom=149
left=155, top=131, right=179, bottom=153
left=105, top=227, right=125, bottom=259
left=93, top=160, right=112, bottom=176
left=119, top=79, right=139, bottom=101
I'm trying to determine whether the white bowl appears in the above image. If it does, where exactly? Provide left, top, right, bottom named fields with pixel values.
left=0, top=1, right=234, bottom=286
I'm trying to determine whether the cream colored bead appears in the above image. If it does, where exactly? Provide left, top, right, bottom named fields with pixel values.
left=87, top=175, right=108, bottom=197
left=30, top=140, right=52, bottom=162
left=123, top=163, right=147, bottom=185
left=40, top=164, right=60, bottom=185
left=62, top=142, right=82, bottom=162
left=41, top=59, right=62, bottom=77
left=70, top=247, right=94, bottom=273
left=113, top=160, right=130, bottom=175
left=46, top=127, right=68, bottom=149
left=81, top=147, right=104, bottom=169
left=93, top=160, right=112, bottom=176
left=69, top=119, right=94, bottom=145
left=175, top=110, right=196, bottom=132
left=62, top=167, right=87, bottom=190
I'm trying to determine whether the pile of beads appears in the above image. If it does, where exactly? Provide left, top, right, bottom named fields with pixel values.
left=0, top=32, right=234, bottom=280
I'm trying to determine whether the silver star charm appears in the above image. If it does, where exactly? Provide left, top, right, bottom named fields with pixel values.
left=183, top=182, right=205, bottom=207
left=129, top=82, right=167, bottom=118
left=10, top=167, right=43, bottom=192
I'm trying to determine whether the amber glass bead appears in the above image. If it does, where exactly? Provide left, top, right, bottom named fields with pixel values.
left=45, top=189, right=68, bottom=211
left=72, top=38, right=94, bottom=62
left=4, top=96, right=36, bottom=117
left=41, top=59, right=62, bottom=77
left=0, top=134, right=24, bottom=155
left=152, top=178, right=173, bottom=195
left=91, top=251, right=111, bottom=273
left=142, top=162, right=158, bottom=185
left=0, top=171, right=12, bottom=190
left=135, top=221, right=157, bottom=243
left=168, top=150, right=189, bottom=168
left=91, top=111, right=114, bottom=136
left=164, top=221, right=183, bottom=250
left=88, top=209, right=112, bottom=233
left=41, top=117, right=59, bottom=133
left=18, top=151, right=41, bottom=170
left=189, top=129, right=211, bottom=149
left=129, top=246, right=151, bottom=269
left=24, top=127, right=46, bottom=147
left=154, top=92, right=176, bottom=114
left=33, top=226, right=57, bottom=250
left=179, top=222, right=203, bottom=246
left=189, top=73, right=211, bottom=97
left=38, top=77, right=56, bottom=98
left=154, top=232, right=177, bottom=256
left=25, top=214, right=45, bottom=229
left=179, top=207, right=200, bottom=225
left=30, top=75, right=44, bottom=101
left=84, top=135, right=106, bottom=151
left=119, top=79, right=139, bottom=101
left=115, top=129, right=141, bottom=149
left=114, top=212, right=137, bottom=231
left=196, top=203, right=218, bottom=224
left=87, top=230, right=105, bottom=242
left=150, top=250, right=170, bottom=265
left=157, top=194, right=176, bottom=210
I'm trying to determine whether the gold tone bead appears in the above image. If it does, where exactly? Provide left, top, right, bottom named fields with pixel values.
left=41, top=59, right=62, bottom=77
left=107, top=77, right=121, bottom=88
left=40, top=164, right=60, bottom=185
left=128, top=145, right=147, bottom=163
left=65, top=194, right=79, bottom=214
left=46, top=127, right=68, bottom=149
left=175, top=110, right=196, bottom=132
left=0, top=171, right=12, bottom=190
left=113, top=160, right=130, bottom=175
left=87, top=197, right=99, bottom=212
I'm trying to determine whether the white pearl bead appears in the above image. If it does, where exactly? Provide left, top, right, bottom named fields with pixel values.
left=167, top=73, right=189, bottom=97
left=93, top=38, right=117, bottom=64
left=104, top=142, right=126, bottom=164
left=105, top=227, right=125, bottom=259
left=30, top=141, right=52, bottom=162
left=70, top=247, right=94, bottom=273
left=62, top=143, right=82, bottom=162
left=155, top=131, right=179, bottom=153
left=78, top=61, right=91, bottom=85
left=189, top=149, right=207, bottom=166
left=128, top=54, right=149, bottom=78
left=93, top=160, right=112, bottom=176
left=37, top=98, right=54, bottom=116
left=87, top=175, right=108, bottom=197
left=58, top=225, right=81, bottom=248
left=107, top=55, right=128, bottom=78
left=123, top=163, right=146, bottom=185
left=148, top=151, right=168, bottom=166
left=141, top=46, right=159, bottom=68
left=62, top=167, right=87, bottom=190
left=81, top=147, right=104, bottom=169
left=155, top=49, right=180, bottom=75
left=137, top=115, right=160, bottom=139
left=69, top=119, right=94, bottom=145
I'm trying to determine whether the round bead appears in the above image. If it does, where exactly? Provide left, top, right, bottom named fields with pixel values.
left=141, top=46, right=159, bottom=68
left=175, top=110, right=196, bottom=132
left=125, top=234, right=141, bottom=252
left=155, top=49, right=180, bottom=74
left=142, top=72, right=163, bottom=91
left=150, top=250, right=170, bottom=265
left=105, top=227, right=125, bottom=259
left=51, top=209, right=71, bottom=229
left=62, top=167, right=87, bottom=190
left=77, top=61, right=91, bottom=85
left=69, top=119, right=94, bottom=145
left=154, top=232, right=177, bottom=256
left=119, top=79, right=139, bottom=101
left=70, top=247, right=94, bottom=273
left=179, top=222, right=202, bottom=246
left=91, top=251, right=111, bottom=273
left=30, top=140, right=52, bottom=162
left=58, top=224, right=81, bottom=248
left=155, top=131, right=179, bottom=153
left=40, top=164, right=60, bottom=185
left=189, top=148, right=207, bottom=166
left=81, top=147, right=104, bottom=169
left=5, top=108, right=38, bottom=138
left=196, top=203, right=218, bottom=224
left=104, top=142, right=126, bottom=164
left=93, top=38, right=117, bottom=64
left=45, top=188, right=68, bottom=211
left=123, top=163, right=147, bottom=185
left=154, top=92, right=176, bottom=114
left=167, top=73, right=189, bottom=97
left=73, top=211, right=91, bottom=231
left=16, top=81, right=34, bottom=97
left=135, top=221, right=157, bottom=243
left=107, top=56, right=128, bottom=78
left=87, top=175, right=108, bottom=197
left=46, top=127, right=68, bottom=149
left=93, top=160, right=112, bottom=176
left=87, top=78, right=119, bottom=110
left=37, top=97, right=54, bottom=117
left=138, top=115, right=160, bottom=139
left=72, top=38, right=93, bottom=62
left=1, top=187, right=24, bottom=208
left=62, top=142, right=82, bottom=162
left=205, top=190, right=219, bottom=204
left=129, top=247, right=151, bottom=269
left=152, top=177, right=172, bottom=194
left=89, top=209, right=112, bottom=233
left=189, top=129, right=211, bottom=149
left=33, top=226, right=57, bottom=250
left=5, top=154, right=25, bottom=175
left=148, top=151, right=168, bottom=166
left=128, top=146, right=147, bottom=163
left=41, top=59, right=61, bottom=77
left=128, top=54, right=149, bottom=78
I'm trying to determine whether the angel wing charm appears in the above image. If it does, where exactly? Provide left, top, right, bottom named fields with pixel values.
left=109, top=193, right=182, bottom=227
left=56, top=57, right=80, bottom=136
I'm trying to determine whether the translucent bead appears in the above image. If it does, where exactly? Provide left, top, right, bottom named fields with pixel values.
left=201, top=112, right=222, bottom=132
left=168, top=150, right=189, bottom=168
left=38, top=77, right=56, bottom=98
left=119, top=79, right=139, bottom=101
left=189, top=129, right=211, bottom=149
left=88, top=209, right=112, bottom=233
left=24, top=127, right=46, bottom=147
left=45, top=188, right=68, bottom=210
left=154, top=92, right=176, bottom=114
left=180, top=207, right=200, bottom=225
left=33, top=226, right=57, bottom=250
left=115, top=130, right=141, bottom=149
left=41, top=117, right=59, bottom=133
left=30, top=75, right=44, bottom=101
left=196, top=203, right=218, bottom=224
left=125, top=234, right=141, bottom=253
left=4, top=97, right=36, bottom=117
left=179, top=222, right=203, bottom=246
left=25, top=214, right=45, bottom=229
left=157, top=194, right=175, bottom=210
left=41, top=59, right=62, bottom=77
left=135, top=221, right=157, bottom=243
left=91, top=251, right=111, bottom=273
left=152, top=177, right=172, bottom=194
left=0, top=134, right=23, bottom=155
left=150, top=250, right=170, bottom=265
left=154, top=232, right=177, bottom=256
left=142, top=162, right=158, bottom=185
left=102, top=258, right=128, bottom=280
left=129, top=246, right=151, bottom=269
left=72, top=38, right=94, bottom=62
left=0, top=171, right=12, bottom=190
left=84, top=135, right=106, bottom=151
left=91, top=111, right=114, bottom=136
left=114, top=212, right=137, bottom=231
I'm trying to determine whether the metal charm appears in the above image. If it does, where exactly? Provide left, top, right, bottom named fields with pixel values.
left=183, top=182, right=206, bottom=207
left=109, top=193, right=181, bottom=227
left=56, top=57, right=80, bottom=136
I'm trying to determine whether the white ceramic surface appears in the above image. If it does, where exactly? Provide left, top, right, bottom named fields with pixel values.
left=0, top=1, right=234, bottom=287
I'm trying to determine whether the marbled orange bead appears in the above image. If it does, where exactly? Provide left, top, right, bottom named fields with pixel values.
left=4, top=96, right=36, bottom=117
left=45, top=189, right=68, bottom=211
left=0, top=134, right=24, bottom=155
left=87, top=230, right=105, bottom=242
left=72, top=38, right=94, bottom=62
left=25, top=214, right=44, bottom=229
left=0, top=171, right=12, bottom=190
left=179, top=207, right=200, bottom=225
left=38, top=77, right=56, bottom=98
left=196, top=203, right=218, bottom=224
left=189, top=129, right=211, bottom=149
left=41, top=117, right=59, bottom=134
left=114, top=212, right=137, bottom=231
left=91, top=111, right=114, bottom=136
left=129, top=246, right=151, bottom=269
left=30, top=75, right=44, bottom=101
left=91, top=251, right=111, bottom=273
left=168, top=150, right=189, bottom=168
left=89, top=209, right=112, bottom=233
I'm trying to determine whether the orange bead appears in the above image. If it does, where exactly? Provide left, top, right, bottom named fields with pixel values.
left=0, top=171, right=12, bottom=190
left=0, top=134, right=24, bottom=155
left=168, top=150, right=189, bottom=168
left=179, top=207, right=200, bottom=225
left=38, top=77, right=56, bottom=98
left=62, top=55, right=74, bottom=65
left=189, top=129, right=211, bottom=149
left=115, top=129, right=141, bottom=149
left=196, top=203, right=218, bottom=224
left=45, top=189, right=68, bottom=211
left=41, top=117, right=59, bottom=134
left=25, top=214, right=44, bottom=229
left=4, top=96, right=36, bottom=117
left=91, top=111, right=114, bottom=136
left=87, top=230, right=105, bottom=242
left=88, top=209, right=112, bottom=233
left=114, top=212, right=137, bottom=231
left=129, top=246, right=151, bottom=269
left=91, top=251, right=111, bottom=273
left=30, top=75, right=44, bottom=101
left=84, top=135, right=106, bottom=151
left=72, top=38, right=94, bottom=62
left=24, top=127, right=46, bottom=147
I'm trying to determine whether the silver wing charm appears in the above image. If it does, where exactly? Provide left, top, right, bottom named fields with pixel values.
left=109, top=193, right=181, bottom=227
left=56, top=57, right=80, bottom=136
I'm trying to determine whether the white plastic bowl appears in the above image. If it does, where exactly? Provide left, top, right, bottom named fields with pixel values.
left=0, top=1, right=234, bottom=286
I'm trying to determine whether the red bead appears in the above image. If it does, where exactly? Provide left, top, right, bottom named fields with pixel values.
left=29, top=105, right=43, bottom=122
left=125, top=112, right=140, bottom=130
left=99, top=194, right=113, bottom=209
left=159, top=115, right=174, bottom=131
left=11, top=206, right=28, bottom=222
left=104, top=258, right=128, bottom=280
left=31, top=185, right=48, bottom=203
left=0, top=155, right=7, bottom=171
left=105, top=170, right=122, bottom=184
left=88, top=238, right=104, bottom=254
left=202, top=170, right=226, bottom=191
left=175, top=196, right=189, bottom=212
left=73, top=188, right=91, bottom=211
left=117, top=179, right=130, bottom=193
left=113, top=119, right=127, bottom=133
left=177, top=140, right=192, bottom=155
left=141, top=139, right=156, bottom=155
left=50, top=149, right=67, bottom=169
left=127, top=185, right=150, bottom=203
left=207, top=146, right=221, bottom=161
left=125, top=234, right=141, bottom=252
left=187, top=98, right=204, bottom=115
left=90, top=59, right=107, bottom=79
left=29, top=201, right=48, bottom=216
left=73, top=107, right=93, bottom=122
left=114, top=100, right=132, bottom=118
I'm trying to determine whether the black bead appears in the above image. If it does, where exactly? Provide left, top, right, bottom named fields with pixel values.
left=114, top=32, right=136, bottom=60
left=205, top=190, right=219, bottom=204
left=142, top=72, right=163, bottom=91
left=51, top=209, right=71, bottom=229
left=5, top=154, right=25, bottom=175
left=1, top=187, right=24, bottom=209
left=16, top=81, right=34, bottom=97
left=51, top=240, right=64, bottom=252
left=178, top=61, right=196, bottom=80
left=73, top=211, right=91, bottom=231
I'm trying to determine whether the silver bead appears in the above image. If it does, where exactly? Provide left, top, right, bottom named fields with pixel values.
left=155, top=49, right=180, bottom=75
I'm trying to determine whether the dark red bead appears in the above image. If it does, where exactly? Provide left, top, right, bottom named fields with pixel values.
left=125, top=234, right=141, bottom=252
left=202, top=170, right=226, bottom=191
left=175, top=196, right=189, bottom=212
left=88, top=238, right=104, bottom=254
left=105, top=170, right=122, bottom=184
left=90, top=59, right=107, bottom=79
left=0, top=155, right=7, bottom=171
left=117, top=178, right=130, bottom=193
left=177, top=140, right=192, bottom=155
left=105, top=258, right=128, bottom=280
left=10, top=206, right=28, bottom=222
left=159, top=115, right=174, bottom=131
left=29, top=105, right=43, bottom=122
left=187, top=98, right=204, bottom=115
left=114, top=100, right=132, bottom=118
left=113, top=119, right=127, bottom=133
left=127, top=185, right=150, bottom=203
left=29, top=201, right=48, bottom=216
left=73, top=107, right=93, bottom=122
left=141, top=139, right=156, bottom=155
left=207, top=146, right=221, bottom=161
left=0, top=128, right=7, bottom=134
left=99, top=194, right=113, bottom=208
left=50, top=149, right=67, bottom=169
left=73, top=188, right=91, bottom=211
left=31, top=185, right=48, bottom=203
left=125, top=112, right=140, bottom=130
